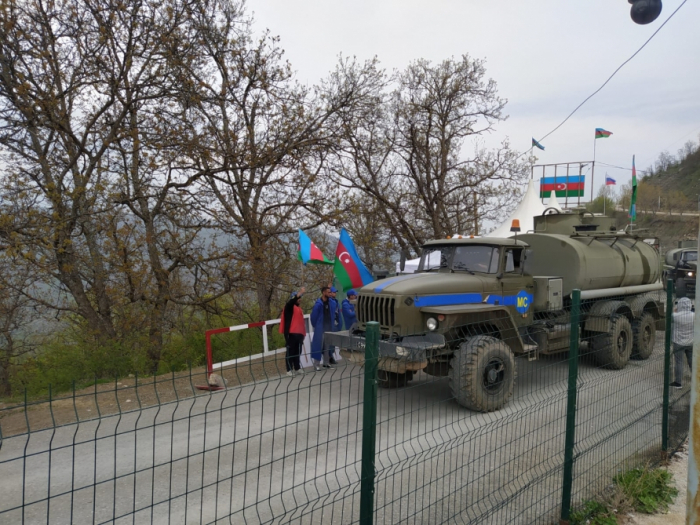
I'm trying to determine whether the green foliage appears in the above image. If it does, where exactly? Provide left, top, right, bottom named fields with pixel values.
left=10, top=339, right=141, bottom=398
left=569, top=464, right=678, bottom=524
left=569, top=500, right=617, bottom=525
left=157, top=332, right=207, bottom=374
left=613, top=467, right=678, bottom=514
left=1, top=305, right=291, bottom=401
left=586, top=195, right=617, bottom=216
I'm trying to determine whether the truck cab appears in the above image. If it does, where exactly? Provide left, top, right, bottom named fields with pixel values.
left=663, top=241, right=697, bottom=297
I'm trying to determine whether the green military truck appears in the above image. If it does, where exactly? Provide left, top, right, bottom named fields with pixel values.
left=662, top=240, right=697, bottom=298
left=325, top=211, right=664, bottom=412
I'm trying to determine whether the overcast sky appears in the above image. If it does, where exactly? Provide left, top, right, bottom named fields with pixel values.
left=249, top=0, right=699, bottom=202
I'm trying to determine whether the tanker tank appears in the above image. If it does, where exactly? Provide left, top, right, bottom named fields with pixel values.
left=517, top=232, right=661, bottom=296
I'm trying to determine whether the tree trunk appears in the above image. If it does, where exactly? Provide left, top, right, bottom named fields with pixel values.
left=0, top=356, right=11, bottom=398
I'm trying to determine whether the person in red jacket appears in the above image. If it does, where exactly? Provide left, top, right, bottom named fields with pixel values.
left=279, top=287, right=306, bottom=376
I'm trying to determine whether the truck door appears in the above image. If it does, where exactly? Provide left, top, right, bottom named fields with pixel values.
left=501, top=247, right=534, bottom=323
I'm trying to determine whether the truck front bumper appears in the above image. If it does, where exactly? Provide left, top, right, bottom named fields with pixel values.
left=323, top=330, right=446, bottom=363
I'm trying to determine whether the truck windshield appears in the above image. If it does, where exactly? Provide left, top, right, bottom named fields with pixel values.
left=419, top=245, right=499, bottom=273
left=683, top=251, right=698, bottom=261
left=419, top=247, right=449, bottom=271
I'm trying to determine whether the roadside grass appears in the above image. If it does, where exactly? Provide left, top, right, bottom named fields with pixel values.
left=569, top=464, right=678, bottom=525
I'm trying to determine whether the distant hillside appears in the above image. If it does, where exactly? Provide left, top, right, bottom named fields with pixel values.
left=643, top=144, right=700, bottom=195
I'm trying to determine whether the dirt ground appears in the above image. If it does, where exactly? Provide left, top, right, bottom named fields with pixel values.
left=0, top=355, right=290, bottom=438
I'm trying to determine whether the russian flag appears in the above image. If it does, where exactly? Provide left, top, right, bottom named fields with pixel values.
left=334, top=228, right=374, bottom=291
left=605, top=177, right=616, bottom=185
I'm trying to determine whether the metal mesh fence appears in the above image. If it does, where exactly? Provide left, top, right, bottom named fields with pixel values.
left=571, top=290, right=668, bottom=517
left=0, top=286, right=691, bottom=524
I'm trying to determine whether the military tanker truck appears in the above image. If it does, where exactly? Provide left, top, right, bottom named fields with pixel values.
left=325, top=211, right=664, bottom=412
left=662, top=240, right=697, bottom=298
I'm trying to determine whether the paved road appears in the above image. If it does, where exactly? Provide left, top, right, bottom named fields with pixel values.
left=0, top=337, right=681, bottom=524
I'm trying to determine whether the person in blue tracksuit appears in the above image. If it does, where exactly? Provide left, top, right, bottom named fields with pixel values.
left=329, top=286, right=341, bottom=329
left=310, top=286, right=335, bottom=370
left=341, top=289, right=358, bottom=330
left=328, top=286, right=341, bottom=364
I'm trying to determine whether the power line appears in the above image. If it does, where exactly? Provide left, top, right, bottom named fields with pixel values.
left=596, top=161, right=652, bottom=175
left=530, top=0, right=689, bottom=149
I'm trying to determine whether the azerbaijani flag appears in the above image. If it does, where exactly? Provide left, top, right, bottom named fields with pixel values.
left=595, top=128, right=613, bottom=139
left=605, top=176, right=616, bottom=185
left=531, top=138, right=545, bottom=151
left=539, top=176, right=585, bottom=198
left=334, top=228, right=374, bottom=291
left=629, top=155, right=637, bottom=221
left=298, top=229, right=333, bottom=265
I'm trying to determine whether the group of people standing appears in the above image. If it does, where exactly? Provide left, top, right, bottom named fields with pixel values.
left=278, top=285, right=358, bottom=376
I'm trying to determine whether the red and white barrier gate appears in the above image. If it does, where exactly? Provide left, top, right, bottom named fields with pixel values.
left=196, top=315, right=341, bottom=390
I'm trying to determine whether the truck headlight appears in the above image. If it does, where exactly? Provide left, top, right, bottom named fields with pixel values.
left=396, top=346, right=410, bottom=357
left=688, top=272, right=694, bottom=277
left=426, top=317, right=438, bottom=331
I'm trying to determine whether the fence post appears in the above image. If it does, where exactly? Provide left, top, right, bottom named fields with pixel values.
left=662, top=279, right=673, bottom=452
left=360, top=321, right=379, bottom=525
left=560, top=289, right=580, bottom=524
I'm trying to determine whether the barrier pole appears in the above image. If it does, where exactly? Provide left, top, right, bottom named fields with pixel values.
left=360, top=321, right=379, bottom=525
left=560, top=289, right=580, bottom=524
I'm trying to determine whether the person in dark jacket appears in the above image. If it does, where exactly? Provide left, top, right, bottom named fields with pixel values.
left=311, top=286, right=335, bottom=370
left=341, top=289, right=358, bottom=329
left=279, top=288, right=306, bottom=376
left=328, top=286, right=341, bottom=364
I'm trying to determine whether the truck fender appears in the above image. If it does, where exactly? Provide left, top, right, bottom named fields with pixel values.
left=584, top=300, right=634, bottom=333
left=455, top=308, right=525, bottom=355
left=624, top=294, right=662, bottom=320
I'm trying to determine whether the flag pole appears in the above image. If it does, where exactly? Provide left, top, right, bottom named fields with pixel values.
left=593, top=134, right=597, bottom=205
left=603, top=173, right=607, bottom=216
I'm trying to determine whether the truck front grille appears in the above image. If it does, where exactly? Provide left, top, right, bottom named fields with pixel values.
left=358, top=295, right=395, bottom=327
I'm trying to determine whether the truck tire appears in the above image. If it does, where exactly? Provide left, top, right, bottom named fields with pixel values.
left=448, top=336, right=515, bottom=412
left=377, top=370, right=412, bottom=388
left=631, top=313, right=656, bottom=360
left=676, top=278, right=687, bottom=298
left=590, top=314, right=633, bottom=369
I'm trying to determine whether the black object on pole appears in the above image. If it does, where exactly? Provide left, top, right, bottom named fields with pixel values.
left=629, top=0, right=663, bottom=25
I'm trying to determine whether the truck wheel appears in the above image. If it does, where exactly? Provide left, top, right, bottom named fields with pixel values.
left=590, top=315, right=633, bottom=369
left=449, top=336, right=515, bottom=412
left=377, top=370, right=411, bottom=388
left=631, top=313, right=656, bottom=360
left=676, top=278, right=687, bottom=298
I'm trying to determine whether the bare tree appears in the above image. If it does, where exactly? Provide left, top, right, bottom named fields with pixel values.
left=0, top=0, right=200, bottom=346
left=178, top=4, right=373, bottom=319
left=329, top=56, right=527, bottom=256
left=0, top=254, right=46, bottom=397
left=655, top=151, right=674, bottom=173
